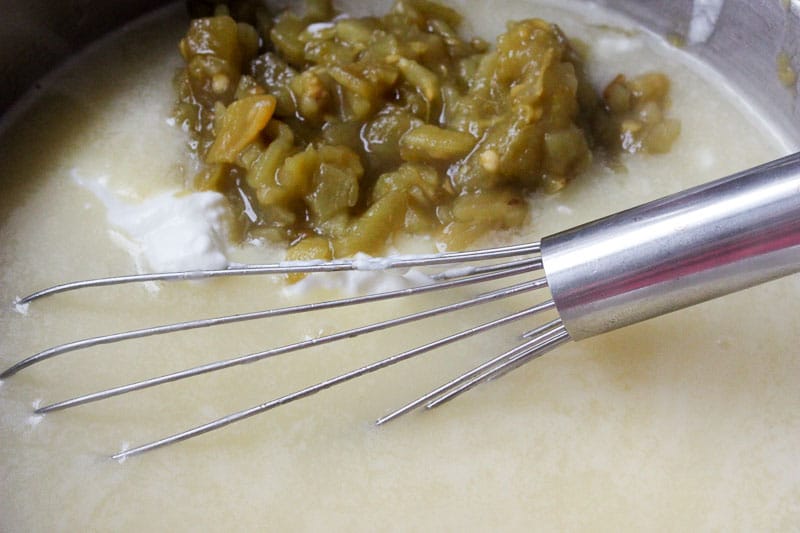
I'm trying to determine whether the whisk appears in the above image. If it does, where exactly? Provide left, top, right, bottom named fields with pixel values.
left=5, top=151, right=800, bottom=460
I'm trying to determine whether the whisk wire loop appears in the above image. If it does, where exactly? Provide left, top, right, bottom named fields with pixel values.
left=17, top=242, right=542, bottom=305
left=111, top=300, right=559, bottom=460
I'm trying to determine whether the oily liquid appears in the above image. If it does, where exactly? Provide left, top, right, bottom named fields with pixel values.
left=1, top=2, right=798, bottom=531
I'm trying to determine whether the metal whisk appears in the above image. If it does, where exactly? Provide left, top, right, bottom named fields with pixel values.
left=5, top=152, right=800, bottom=460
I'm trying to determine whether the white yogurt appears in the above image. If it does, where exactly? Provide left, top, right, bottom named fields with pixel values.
left=73, top=171, right=233, bottom=272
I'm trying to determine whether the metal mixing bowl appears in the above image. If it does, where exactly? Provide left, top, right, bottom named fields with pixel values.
left=3, top=0, right=799, bottom=143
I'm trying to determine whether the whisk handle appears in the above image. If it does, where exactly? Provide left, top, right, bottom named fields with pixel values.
left=541, top=152, right=800, bottom=340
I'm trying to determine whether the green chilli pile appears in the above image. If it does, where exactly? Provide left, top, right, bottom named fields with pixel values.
left=173, top=0, right=680, bottom=260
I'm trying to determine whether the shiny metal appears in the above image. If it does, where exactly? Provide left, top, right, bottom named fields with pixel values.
left=422, top=325, right=570, bottom=408
left=542, top=151, right=800, bottom=340
left=375, top=320, right=569, bottom=426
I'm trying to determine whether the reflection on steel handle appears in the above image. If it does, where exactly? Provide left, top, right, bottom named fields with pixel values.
left=542, top=152, right=800, bottom=340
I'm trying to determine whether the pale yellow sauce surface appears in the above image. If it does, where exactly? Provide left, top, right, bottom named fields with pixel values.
left=1, top=2, right=799, bottom=531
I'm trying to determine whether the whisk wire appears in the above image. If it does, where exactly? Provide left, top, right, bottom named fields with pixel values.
left=3, top=257, right=543, bottom=379
left=111, top=300, right=558, bottom=460
left=17, top=242, right=542, bottom=305
left=375, top=318, right=566, bottom=425
left=423, top=325, right=570, bottom=409
left=36, top=277, right=549, bottom=414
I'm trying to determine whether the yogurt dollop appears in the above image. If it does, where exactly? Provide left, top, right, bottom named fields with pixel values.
left=73, top=170, right=232, bottom=272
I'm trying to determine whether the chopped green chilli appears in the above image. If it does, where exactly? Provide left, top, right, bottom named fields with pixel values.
left=174, top=0, right=680, bottom=258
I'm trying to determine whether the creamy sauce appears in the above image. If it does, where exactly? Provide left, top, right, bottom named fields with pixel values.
left=1, top=2, right=799, bottom=531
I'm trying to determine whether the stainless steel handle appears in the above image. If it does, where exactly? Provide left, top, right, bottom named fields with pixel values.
left=541, top=152, right=800, bottom=340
